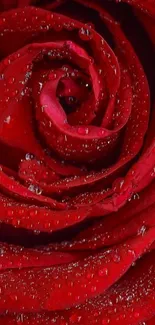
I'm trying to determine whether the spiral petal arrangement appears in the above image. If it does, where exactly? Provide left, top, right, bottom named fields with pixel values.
left=0, top=0, right=154, bottom=324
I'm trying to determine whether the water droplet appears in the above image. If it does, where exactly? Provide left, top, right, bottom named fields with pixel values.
left=49, top=72, right=57, bottom=80
left=38, top=82, right=43, bottom=91
left=94, top=311, right=99, bottom=317
left=134, top=312, right=140, bottom=318
left=138, top=225, right=146, bottom=236
left=91, top=286, right=97, bottom=293
left=79, top=27, right=92, bottom=41
left=86, top=272, right=94, bottom=279
left=151, top=167, right=155, bottom=177
left=19, top=209, right=24, bottom=215
left=54, top=24, right=63, bottom=31
left=4, top=115, right=11, bottom=124
left=128, top=249, right=136, bottom=257
left=35, top=186, right=42, bottom=195
left=62, top=65, right=70, bottom=72
left=0, top=247, right=5, bottom=256
left=25, top=153, right=35, bottom=161
left=113, top=254, right=121, bottom=263
left=69, top=313, right=82, bottom=323
left=7, top=210, right=14, bottom=216
left=8, top=77, right=15, bottom=84
left=98, top=268, right=108, bottom=276
left=10, top=89, right=18, bottom=97
left=77, top=127, right=89, bottom=135
left=28, top=184, right=42, bottom=195
left=133, top=193, right=140, bottom=200
left=98, top=129, right=105, bottom=136
left=46, top=13, right=54, bottom=22
left=113, top=178, right=124, bottom=193
left=0, top=17, right=6, bottom=25
left=10, top=294, right=18, bottom=301
left=66, top=96, right=77, bottom=105
left=86, top=22, right=94, bottom=29
left=16, top=314, right=24, bottom=324
left=3, top=58, right=11, bottom=66
left=119, top=314, right=126, bottom=320
left=102, top=319, right=110, bottom=325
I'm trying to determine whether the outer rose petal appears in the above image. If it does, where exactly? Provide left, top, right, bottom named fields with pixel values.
left=2, top=248, right=155, bottom=324
left=0, top=228, right=154, bottom=313
left=45, top=179, right=155, bottom=251
left=0, top=242, right=87, bottom=270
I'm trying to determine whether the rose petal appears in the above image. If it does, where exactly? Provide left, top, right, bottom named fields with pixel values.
left=0, top=228, right=154, bottom=313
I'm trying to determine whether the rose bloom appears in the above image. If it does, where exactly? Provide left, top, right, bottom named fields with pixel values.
left=0, top=0, right=154, bottom=324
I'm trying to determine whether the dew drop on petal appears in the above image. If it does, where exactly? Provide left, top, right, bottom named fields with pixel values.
left=94, top=311, right=99, bottom=317
left=79, top=27, right=93, bottom=41
left=98, top=129, right=105, bottom=136
left=138, top=225, right=147, bottom=236
left=55, top=24, right=63, bottom=31
left=77, top=127, right=89, bottom=135
left=113, top=178, right=124, bottom=193
left=25, top=153, right=35, bottom=161
left=10, top=294, right=18, bottom=301
left=10, top=89, right=18, bottom=97
left=16, top=314, right=24, bottom=324
left=4, top=115, right=11, bottom=124
left=7, top=210, right=14, bottom=217
left=28, top=184, right=42, bottom=195
left=113, top=254, right=121, bottom=263
left=69, top=313, right=82, bottom=323
left=119, top=313, right=126, bottom=320
left=102, top=319, right=110, bottom=325
left=127, top=249, right=136, bottom=258
left=134, top=312, right=140, bottom=318
left=49, top=72, right=57, bottom=80
left=0, top=248, right=5, bottom=256
left=91, top=286, right=97, bottom=293
left=8, top=77, right=15, bottom=84
left=133, top=193, right=140, bottom=200
left=98, top=268, right=108, bottom=276
left=151, top=167, right=155, bottom=177
left=98, top=69, right=103, bottom=75
left=3, top=58, right=11, bottom=66
left=86, top=272, right=94, bottom=279
left=66, top=96, right=77, bottom=105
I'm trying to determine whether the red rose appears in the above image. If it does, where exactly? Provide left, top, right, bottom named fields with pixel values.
left=0, top=0, right=155, bottom=324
